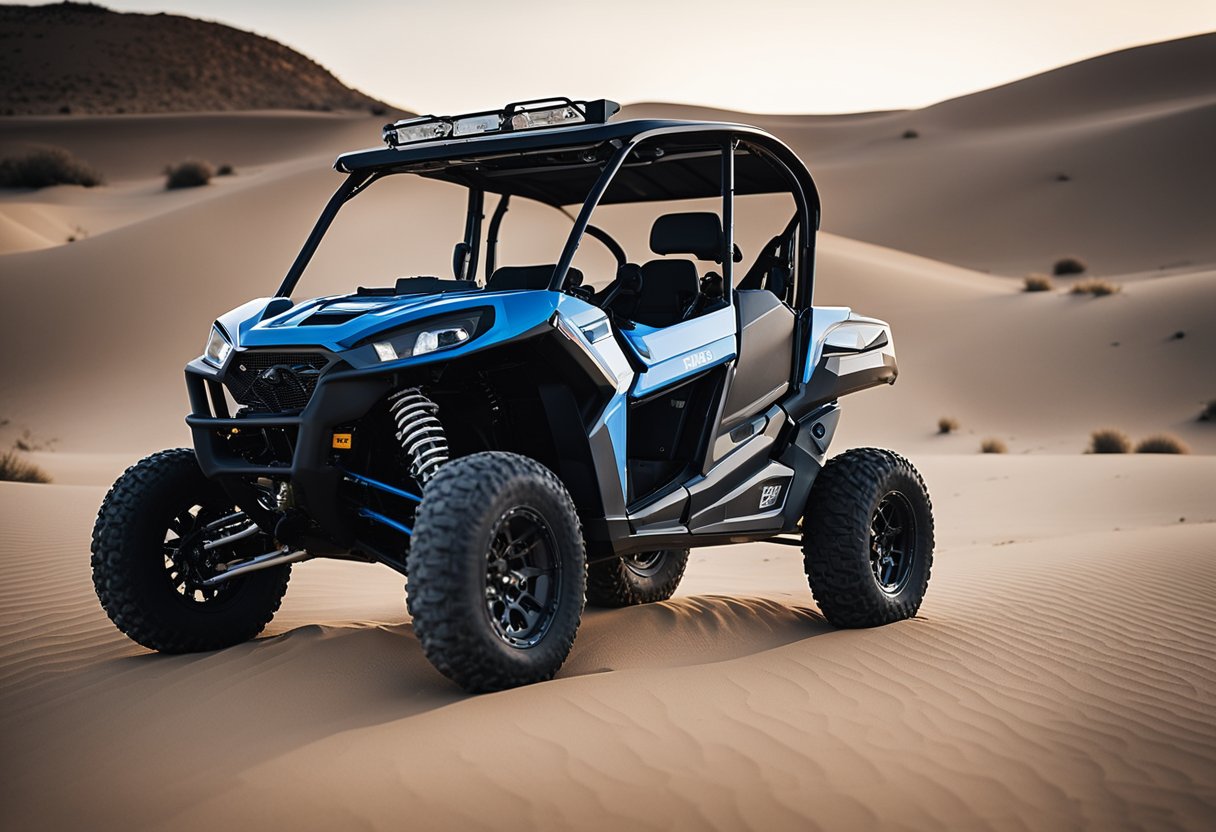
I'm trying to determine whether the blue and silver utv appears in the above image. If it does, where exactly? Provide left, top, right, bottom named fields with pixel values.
left=92, top=99, right=934, bottom=692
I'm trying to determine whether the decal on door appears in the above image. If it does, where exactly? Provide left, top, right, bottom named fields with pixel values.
left=682, top=349, right=714, bottom=372
left=758, top=483, right=783, bottom=510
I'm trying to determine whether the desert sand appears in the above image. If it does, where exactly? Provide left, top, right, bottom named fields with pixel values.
left=1, top=26, right=1214, bottom=832
left=2, top=457, right=1214, bottom=830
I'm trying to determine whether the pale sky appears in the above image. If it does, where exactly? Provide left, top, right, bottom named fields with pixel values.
left=22, top=0, right=1216, bottom=113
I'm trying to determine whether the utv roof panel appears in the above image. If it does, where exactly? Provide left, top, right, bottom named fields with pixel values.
left=334, top=119, right=820, bottom=213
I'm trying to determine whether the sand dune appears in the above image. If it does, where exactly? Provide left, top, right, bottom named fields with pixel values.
left=628, top=33, right=1216, bottom=277
left=3, top=37, right=1212, bottom=455
left=1, top=456, right=1213, bottom=830
left=0, top=151, right=1211, bottom=454
left=2, top=31, right=1214, bottom=832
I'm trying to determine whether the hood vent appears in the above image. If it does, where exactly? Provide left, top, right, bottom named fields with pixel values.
left=300, top=309, right=365, bottom=326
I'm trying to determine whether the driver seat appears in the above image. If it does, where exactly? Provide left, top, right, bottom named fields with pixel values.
left=625, top=213, right=723, bottom=327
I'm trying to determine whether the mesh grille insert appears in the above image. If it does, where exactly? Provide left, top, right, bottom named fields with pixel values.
left=223, top=352, right=328, bottom=413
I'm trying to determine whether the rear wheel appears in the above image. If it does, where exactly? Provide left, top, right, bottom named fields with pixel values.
left=586, top=549, right=689, bottom=608
left=91, top=449, right=291, bottom=653
left=802, top=448, right=933, bottom=627
left=406, top=452, right=585, bottom=692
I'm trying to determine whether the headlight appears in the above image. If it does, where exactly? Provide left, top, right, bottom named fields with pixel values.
left=203, top=325, right=232, bottom=367
left=370, top=311, right=484, bottom=363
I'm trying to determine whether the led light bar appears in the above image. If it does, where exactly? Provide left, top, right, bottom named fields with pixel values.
left=382, top=97, right=620, bottom=148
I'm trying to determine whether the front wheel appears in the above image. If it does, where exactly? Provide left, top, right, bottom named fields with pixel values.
left=91, top=449, right=292, bottom=653
left=802, top=448, right=934, bottom=628
left=406, top=452, right=586, bottom=693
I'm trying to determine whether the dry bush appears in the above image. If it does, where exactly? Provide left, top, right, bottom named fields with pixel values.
left=1087, top=428, right=1131, bottom=454
left=901, top=129, right=919, bottom=139
left=1070, top=278, right=1121, bottom=297
left=0, top=146, right=103, bottom=188
left=1199, top=400, right=1216, bottom=423
left=980, top=437, right=1007, bottom=454
left=12, top=428, right=56, bottom=452
left=0, top=450, right=51, bottom=484
left=937, top=416, right=959, bottom=434
left=1052, top=256, right=1087, bottom=276
left=1134, top=434, right=1190, bottom=454
left=216, top=163, right=234, bottom=176
left=165, top=159, right=214, bottom=189
left=1023, top=273, right=1053, bottom=292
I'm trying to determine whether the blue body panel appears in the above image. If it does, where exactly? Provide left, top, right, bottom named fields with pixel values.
left=623, top=305, right=737, bottom=398
left=217, top=290, right=595, bottom=368
left=210, top=289, right=744, bottom=517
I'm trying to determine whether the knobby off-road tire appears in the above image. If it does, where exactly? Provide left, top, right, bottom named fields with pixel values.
left=406, top=452, right=586, bottom=693
left=91, top=448, right=291, bottom=653
left=802, top=448, right=933, bottom=628
left=585, top=549, right=689, bottom=608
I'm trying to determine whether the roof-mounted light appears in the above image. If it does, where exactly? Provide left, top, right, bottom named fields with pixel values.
left=381, top=97, right=620, bottom=148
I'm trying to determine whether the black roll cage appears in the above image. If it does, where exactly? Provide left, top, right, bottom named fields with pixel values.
left=276, top=121, right=820, bottom=311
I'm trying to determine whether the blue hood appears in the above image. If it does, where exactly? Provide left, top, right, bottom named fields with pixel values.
left=214, top=288, right=595, bottom=366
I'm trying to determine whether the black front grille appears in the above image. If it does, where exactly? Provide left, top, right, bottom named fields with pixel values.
left=224, top=352, right=328, bottom=413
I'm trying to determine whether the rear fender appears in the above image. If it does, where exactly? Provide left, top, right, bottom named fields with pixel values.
left=803, top=312, right=897, bottom=405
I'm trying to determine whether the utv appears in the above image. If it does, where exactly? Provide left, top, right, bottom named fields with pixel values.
left=92, top=98, right=933, bottom=692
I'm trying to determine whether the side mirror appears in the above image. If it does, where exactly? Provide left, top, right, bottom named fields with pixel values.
left=452, top=242, right=471, bottom=279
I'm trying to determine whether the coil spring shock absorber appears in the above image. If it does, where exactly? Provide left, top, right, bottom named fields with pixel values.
left=388, top=388, right=448, bottom=485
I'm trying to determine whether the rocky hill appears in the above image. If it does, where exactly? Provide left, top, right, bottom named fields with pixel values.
left=0, top=2, right=391, bottom=116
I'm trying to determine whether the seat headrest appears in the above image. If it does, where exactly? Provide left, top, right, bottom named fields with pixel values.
left=487, top=265, right=582, bottom=291
left=650, top=213, right=723, bottom=261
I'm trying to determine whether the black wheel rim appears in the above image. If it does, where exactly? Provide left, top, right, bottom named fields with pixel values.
left=163, top=505, right=254, bottom=605
left=623, top=551, right=666, bottom=578
left=869, top=491, right=916, bottom=594
left=484, top=506, right=561, bottom=648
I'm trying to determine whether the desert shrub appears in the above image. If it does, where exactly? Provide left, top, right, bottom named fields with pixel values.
left=1087, top=428, right=1131, bottom=454
left=1055, top=173, right=1071, bottom=182
left=901, top=129, right=919, bottom=139
left=1069, top=278, right=1121, bottom=297
left=216, top=163, right=234, bottom=176
left=12, top=428, right=56, bottom=452
left=0, top=146, right=103, bottom=188
left=0, top=450, right=51, bottom=484
left=1134, top=434, right=1190, bottom=454
left=164, top=159, right=213, bottom=189
left=1199, top=400, right=1216, bottom=423
left=980, top=437, right=1007, bottom=454
left=1052, top=256, right=1087, bottom=276
left=1023, top=273, right=1053, bottom=292
left=937, top=416, right=959, bottom=434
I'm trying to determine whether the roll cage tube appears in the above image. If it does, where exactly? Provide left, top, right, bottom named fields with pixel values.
left=549, top=140, right=634, bottom=292
left=484, top=194, right=510, bottom=280
left=739, top=140, right=817, bottom=311
left=460, top=187, right=485, bottom=281
left=280, top=126, right=819, bottom=302
left=549, top=130, right=813, bottom=301
left=276, top=170, right=376, bottom=298
left=722, top=136, right=735, bottom=290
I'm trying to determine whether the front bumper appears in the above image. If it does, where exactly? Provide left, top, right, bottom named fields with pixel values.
left=185, top=355, right=395, bottom=544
